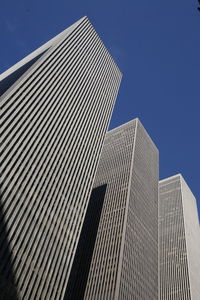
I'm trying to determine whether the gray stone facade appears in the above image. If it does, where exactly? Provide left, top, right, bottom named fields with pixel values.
left=159, top=174, right=200, bottom=300
left=0, top=17, right=121, bottom=300
left=84, top=119, right=159, bottom=300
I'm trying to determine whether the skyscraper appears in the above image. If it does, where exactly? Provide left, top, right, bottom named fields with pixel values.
left=0, top=17, right=122, bottom=300
left=71, top=119, right=158, bottom=300
left=65, top=185, right=107, bottom=300
left=159, top=174, right=200, bottom=300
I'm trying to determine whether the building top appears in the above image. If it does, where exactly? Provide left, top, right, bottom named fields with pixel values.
left=0, top=17, right=86, bottom=81
left=159, top=173, right=182, bottom=183
left=159, top=174, right=196, bottom=198
left=108, top=118, right=138, bottom=133
left=107, top=117, right=159, bottom=152
left=159, top=173, right=199, bottom=223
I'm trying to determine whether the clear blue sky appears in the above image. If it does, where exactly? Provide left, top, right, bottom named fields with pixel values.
left=1, top=0, right=200, bottom=216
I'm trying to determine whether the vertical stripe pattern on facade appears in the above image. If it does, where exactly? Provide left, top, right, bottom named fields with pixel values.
left=0, top=17, right=122, bottom=300
left=118, top=120, right=158, bottom=300
left=159, top=175, right=200, bottom=300
left=84, top=119, right=158, bottom=300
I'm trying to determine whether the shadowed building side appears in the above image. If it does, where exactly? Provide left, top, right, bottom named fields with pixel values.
left=0, top=193, right=18, bottom=300
left=0, top=50, right=48, bottom=97
left=64, top=184, right=107, bottom=300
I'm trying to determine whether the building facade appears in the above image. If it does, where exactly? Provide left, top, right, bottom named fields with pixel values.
left=65, top=185, right=107, bottom=300
left=81, top=119, right=159, bottom=300
left=0, top=17, right=121, bottom=299
left=159, top=174, right=200, bottom=300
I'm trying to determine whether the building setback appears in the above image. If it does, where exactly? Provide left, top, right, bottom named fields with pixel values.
left=0, top=17, right=121, bottom=300
left=75, top=119, right=158, bottom=300
left=159, top=174, right=200, bottom=300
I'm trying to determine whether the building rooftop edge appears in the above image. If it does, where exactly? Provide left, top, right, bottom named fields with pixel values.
left=159, top=173, right=182, bottom=183
left=108, top=118, right=139, bottom=133
left=108, top=118, right=158, bottom=152
left=0, top=16, right=87, bottom=81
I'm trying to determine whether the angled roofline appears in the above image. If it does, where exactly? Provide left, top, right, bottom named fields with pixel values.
left=159, top=173, right=182, bottom=183
left=0, top=16, right=87, bottom=81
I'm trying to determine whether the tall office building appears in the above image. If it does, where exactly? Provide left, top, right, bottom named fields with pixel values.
left=0, top=17, right=122, bottom=299
left=68, top=119, right=159, bottom=300
left=159, top=174, right=200, bottom=299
